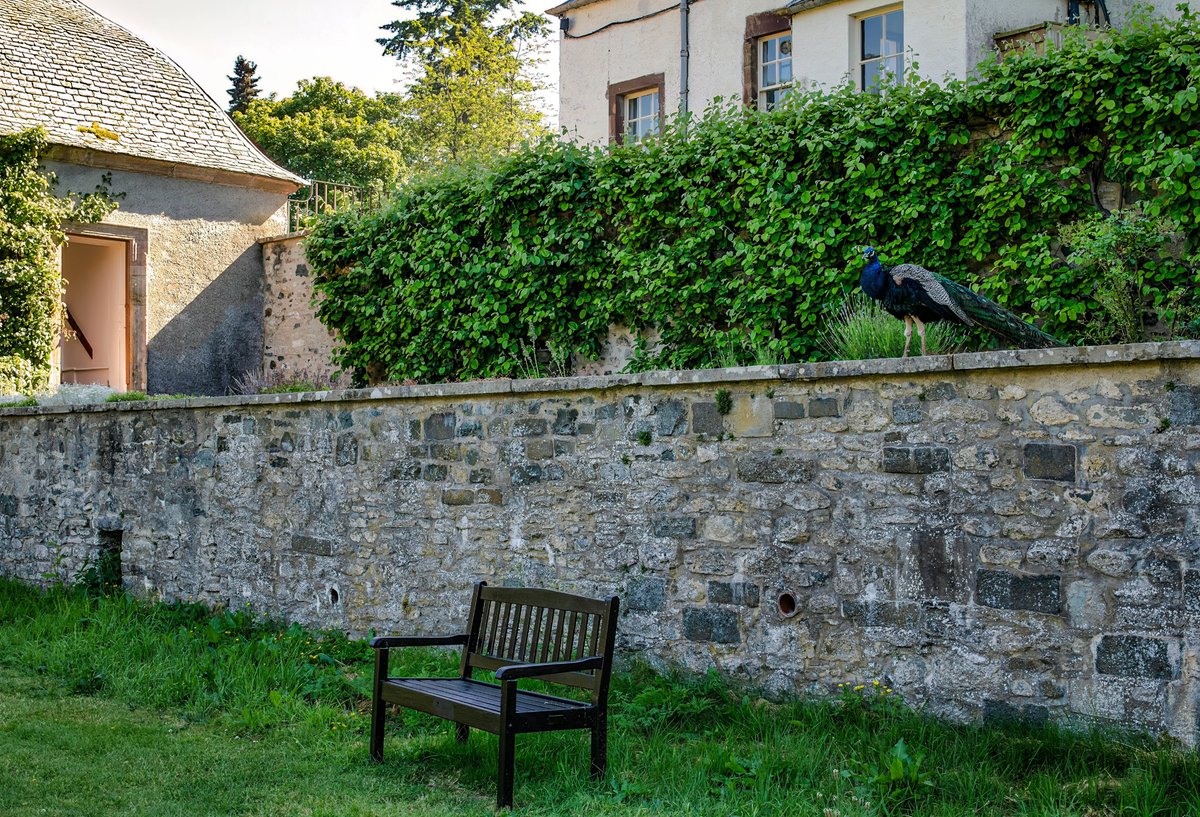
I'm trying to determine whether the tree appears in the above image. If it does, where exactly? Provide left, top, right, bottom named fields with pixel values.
left=0, top=129, right=117, bottom=394
left=227, top=55, right=260, bottom=115
left=381, top=1, right=549, bottom=169
left=378, top=0, right=546, bottom=62
left=403, top=26, right=545, bottom=166
left=233, top=78, right=408, bottom=187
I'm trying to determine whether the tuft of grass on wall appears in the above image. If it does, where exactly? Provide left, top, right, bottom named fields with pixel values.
left=105, top=391, right=149, bottom=403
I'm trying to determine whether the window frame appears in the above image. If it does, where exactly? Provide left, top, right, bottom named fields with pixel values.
left=856, top=5, right=905, bottom=94
left=622, top=87, right=661, bottom=143
left=607, top=73, right=665, bottom=144
left=742, top=12, right=792, bottom=108
left=756, top=31, right=793, bottom=111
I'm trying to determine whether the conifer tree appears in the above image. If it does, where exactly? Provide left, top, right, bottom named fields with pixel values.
left=227, top=56, right=260, bottom=115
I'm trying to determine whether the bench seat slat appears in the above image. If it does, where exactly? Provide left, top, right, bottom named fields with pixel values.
left=386, top=678, right=588, bottom=713
left=381, top=677, right=594, bottom=733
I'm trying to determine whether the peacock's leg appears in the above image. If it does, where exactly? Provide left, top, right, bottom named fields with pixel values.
left=913, top=316, right=928, bottom=356
left=902, top=315, right=913, bottom=358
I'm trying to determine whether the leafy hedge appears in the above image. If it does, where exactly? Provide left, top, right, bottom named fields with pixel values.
left=0, top=129, right=117, bottom=394
left=308, top=10, right=1200, bottom=384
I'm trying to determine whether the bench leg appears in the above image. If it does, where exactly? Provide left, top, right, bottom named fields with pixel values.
left=590, top=719, right=607, bottom=780
left=370, top=649, right=388, bottom=762
left=497, top=730, right=515, bottom=809
left=455, top=723, right=469, bottom=743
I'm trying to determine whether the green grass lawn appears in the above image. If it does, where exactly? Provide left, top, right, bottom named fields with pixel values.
left=1, top=579, right=1197, bottom=816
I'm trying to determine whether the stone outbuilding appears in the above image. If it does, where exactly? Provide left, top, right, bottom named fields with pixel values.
left=0, top=0, right=306, bottom=395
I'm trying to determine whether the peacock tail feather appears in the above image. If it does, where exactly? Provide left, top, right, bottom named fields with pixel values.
left=936, top=274, right=1062, bottom=349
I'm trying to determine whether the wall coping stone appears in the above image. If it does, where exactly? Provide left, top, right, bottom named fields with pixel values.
left=258, top=230, right=311, bottom=245
left=4, top=340, right=1200, bottom=418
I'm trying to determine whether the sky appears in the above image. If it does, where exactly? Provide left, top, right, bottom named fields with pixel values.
left=82, top=0, right=559, bottom=115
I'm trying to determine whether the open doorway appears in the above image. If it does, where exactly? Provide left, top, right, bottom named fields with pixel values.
left=60, top=234, right=130, bottom=391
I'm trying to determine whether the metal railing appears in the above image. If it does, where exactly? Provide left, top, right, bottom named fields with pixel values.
left=287, top=180, right=382, bottom=232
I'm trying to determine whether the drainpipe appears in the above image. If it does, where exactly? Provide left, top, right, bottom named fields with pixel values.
left=680, top=0, right=690, bottom=117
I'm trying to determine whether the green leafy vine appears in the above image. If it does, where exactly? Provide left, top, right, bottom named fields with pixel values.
left=307, top=9, right=1200, bottom=385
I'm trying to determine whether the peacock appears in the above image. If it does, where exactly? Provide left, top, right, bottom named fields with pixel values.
left=858, top=246, right=1062, bottom=357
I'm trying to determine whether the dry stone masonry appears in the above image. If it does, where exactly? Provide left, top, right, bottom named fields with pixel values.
left=260, top=234, right=342, bottom=383
left=2, top=342, right=1200, bottom=745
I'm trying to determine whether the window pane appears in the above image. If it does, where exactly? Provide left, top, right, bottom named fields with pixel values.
left=650, top=92, right=659, bottom=115
left=888, top=55, right=904, bottom=83
left=626, top=98, right=637, bottom=121
left=861, top=15, right=882, bottom=60
left=780, top=59, right=792, bottom=84
left=765, top=38, right=777, bottom=62
left=863, top=59, right=882, bottom=93
left=763, top=63, right=776, bottom=87
left=780, top=36, right=792, bottom=57
left=885, top=10, right=904, bottom=55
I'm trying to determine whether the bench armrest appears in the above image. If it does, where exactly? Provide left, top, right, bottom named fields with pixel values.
left=494, top=655, right=604, bottom=681
left=370, top=634, right=469, bottom=649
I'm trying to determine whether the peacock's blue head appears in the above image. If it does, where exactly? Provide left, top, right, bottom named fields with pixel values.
left=862, top=246, right=878, bottom=263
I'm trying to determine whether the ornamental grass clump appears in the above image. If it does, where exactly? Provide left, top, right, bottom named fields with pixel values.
left=821, top=294, right=964, bottom=360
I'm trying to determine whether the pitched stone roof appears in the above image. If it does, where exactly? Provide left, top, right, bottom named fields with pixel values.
left=0, top=0, right=305, bottom=189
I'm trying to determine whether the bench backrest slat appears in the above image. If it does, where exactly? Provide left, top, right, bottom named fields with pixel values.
left=528, top=605, right=545, bottom=663
left=459, top=582, right=619, bottom=699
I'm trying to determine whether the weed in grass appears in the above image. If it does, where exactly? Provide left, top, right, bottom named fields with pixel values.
left=856, top=737, right=934, bottom=811
left=0, top=396, right=36, bottom=408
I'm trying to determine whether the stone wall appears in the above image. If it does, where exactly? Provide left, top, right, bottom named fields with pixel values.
left=2, top=342, right=1199, bottom=745
left=260, top=233, right=341, bottom=384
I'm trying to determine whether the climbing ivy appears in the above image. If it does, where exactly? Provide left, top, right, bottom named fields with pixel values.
left=0, top=128, right=118, bottom=394
left=307, top=8, right=1200, bottom=384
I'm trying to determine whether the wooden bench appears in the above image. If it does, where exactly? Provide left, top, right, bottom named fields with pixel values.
left=369, top=581, right=620, bottom=808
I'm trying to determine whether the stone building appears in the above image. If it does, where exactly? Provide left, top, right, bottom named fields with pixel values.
left=0, top=0, right=306, bottom=395
left=548, top=0, right=1183, bottom=145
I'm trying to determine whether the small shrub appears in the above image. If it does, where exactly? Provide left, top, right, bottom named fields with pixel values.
left=821, top=293, right=964, bottom=360
left=0, top=396, right=37, bottom=408
left=1058, top=211, right=1192, bottom=343
left=0, top=354, right=42, bottom=396
left=232, top=367, right=344, bottom=396
left=77, top=546, right=122, bottom=598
